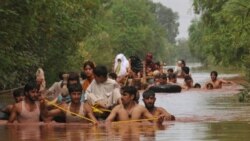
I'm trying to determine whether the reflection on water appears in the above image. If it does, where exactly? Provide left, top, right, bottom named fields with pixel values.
left=1, top=72, right=250, bottom=140
left=1, top=121, right=250, bottom=141
left=0, top=123, right=167, bottom=141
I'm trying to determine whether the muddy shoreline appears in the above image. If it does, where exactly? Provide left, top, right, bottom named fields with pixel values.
left=226, top=75, right=250, bottom=88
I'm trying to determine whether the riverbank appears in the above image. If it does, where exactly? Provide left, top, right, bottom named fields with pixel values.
left=190, top=63, right=250, bottom=88
left=226, top=75, right=250, bottom=88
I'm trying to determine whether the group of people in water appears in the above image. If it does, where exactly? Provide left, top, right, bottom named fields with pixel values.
left=1, top=53, right=234, bottom=125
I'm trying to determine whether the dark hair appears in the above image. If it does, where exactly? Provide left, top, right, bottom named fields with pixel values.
left=206, top=83, right=213, bottom=89
left=108, top=72, right=117, bottom=80
left=83, top=61, right=95, bottom=70
left=182, top=66, right=190, bottom=74
left=93, top=65, right=108, bottom=77
left=167, top=68, right=174, bottom=73
left=181, top=59, right=186, bottom=66
left=80, top=71, right=87, bottom=80
left=184, top=75, right=193, bottom=82
left=24, top=80, right=37, bottom=93
left=210, top=71, right=218, bottom=77
left=142, top=90, right=155, bottom=99
left=194, top=83, right=201, bottom=88
left=168, top=73, right=176, bottom=80
left=160, top=73, right=167, bottom=79
left=68, top=72, right=80, bottom=82
left=68, top=83, right=82, bottom=94
left=129, top=55, right=143, bottom=73
left=121, top=86, right=137, bottom=101
left=58, top=72, right=64, bottom=80
left=13, top=88, right=24, bottom=97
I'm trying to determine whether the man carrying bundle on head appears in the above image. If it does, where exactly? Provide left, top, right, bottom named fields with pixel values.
left=113, top=53, right=130, bottom=85
left=144, top=53, right=156, bottom=77
left=36, top=68, right=46, bottom=93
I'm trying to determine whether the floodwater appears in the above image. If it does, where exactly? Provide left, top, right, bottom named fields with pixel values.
left=1, top=72, right=250, bottom=141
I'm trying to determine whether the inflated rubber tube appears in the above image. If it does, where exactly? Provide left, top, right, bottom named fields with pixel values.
left=149, top=84, right=182, bottom=93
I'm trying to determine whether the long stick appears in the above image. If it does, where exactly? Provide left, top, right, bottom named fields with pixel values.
left=112, top=117, right=158, bottom=123
left=45, top=99, right=96, bottom=124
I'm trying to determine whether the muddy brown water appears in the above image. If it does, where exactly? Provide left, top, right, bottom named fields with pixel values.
left=1, top=72, right=250, bottom=141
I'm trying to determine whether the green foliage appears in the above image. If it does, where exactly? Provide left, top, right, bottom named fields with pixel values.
left=238, top=89, right=250, bottom=102
left=0, top=0, right=97, bottom=88
left=174, top=39, right=198, bottom=64
left=0, top=0, right=179, bottom=89
left=189, top=0, right=250, bottom=79
left=154, top=3, right=179, bottom=44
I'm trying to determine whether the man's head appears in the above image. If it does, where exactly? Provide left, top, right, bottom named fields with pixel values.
left=194, top=83, right=201, bottom=88
left=167, top=68, right=174, bottom=74
left=146, top=53, right=153, bottom=63
left=24, top=80, right=38, bottom=102
left=206, top=83, right=213, bottom=90
left=68, top=83, right=82, bottom=104
left=68, top=72, right=80, bottom=85
left=108, top=72, right=117, bottom=80
left=142, top=90, right=156, bottom=110
left=13, top=88, right=24, bottom=103
left=93, top=65, right=108, bottom=84
left=168, top=73, right=177, bottom=83
left=210, top=71, right=218, bottom=81
left=159, top=73, right=167, bottom=85
left=184, top=75, right=193, bottom=87
left=182, top=66, right=189, bottom=75
left=120, top=86, right=137, bottom=105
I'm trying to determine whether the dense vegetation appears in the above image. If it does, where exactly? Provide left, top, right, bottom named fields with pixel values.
left=0, top=0, right=179, bottom=89
left=189, top=0, right=250, bottom=79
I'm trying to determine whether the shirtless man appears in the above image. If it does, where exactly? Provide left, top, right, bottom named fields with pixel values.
left=182, top=75, right=194, bottom=90
left=106, top=86, right=163, bottom=124
left=142, top=90, right=175, bottom=121
left=206, top=71, right=233, bottom=89
left=1, top=88, right=24, bottom=120
left=174, top=60, right=182, bottom=78
left=8, top=80, right=41, bottom=123
left=168, top=73, right=183, bottom=87
left=41, top=83, right=98, bottom=124
left=36, top=68, right=46, bottom=93
left=1, top=88, right=24, bottom=114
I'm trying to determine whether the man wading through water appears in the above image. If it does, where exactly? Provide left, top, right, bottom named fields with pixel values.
left=106, top=86, right=164, bottom=124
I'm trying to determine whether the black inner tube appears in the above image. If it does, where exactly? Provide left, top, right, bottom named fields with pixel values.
left=149, top=84, right=182, bottom=93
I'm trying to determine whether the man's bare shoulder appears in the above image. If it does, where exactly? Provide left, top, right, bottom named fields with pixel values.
left=14, top=102, right=22, bottom=108
left=156, top=107, right=165, bottom=111
left=112, top=104, right=123, bottom=111
left=10, top=102, right=22, bottom=113
left=60, top=103, right=68, bottom=109
left=156, top=107, right=168, bottom=113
